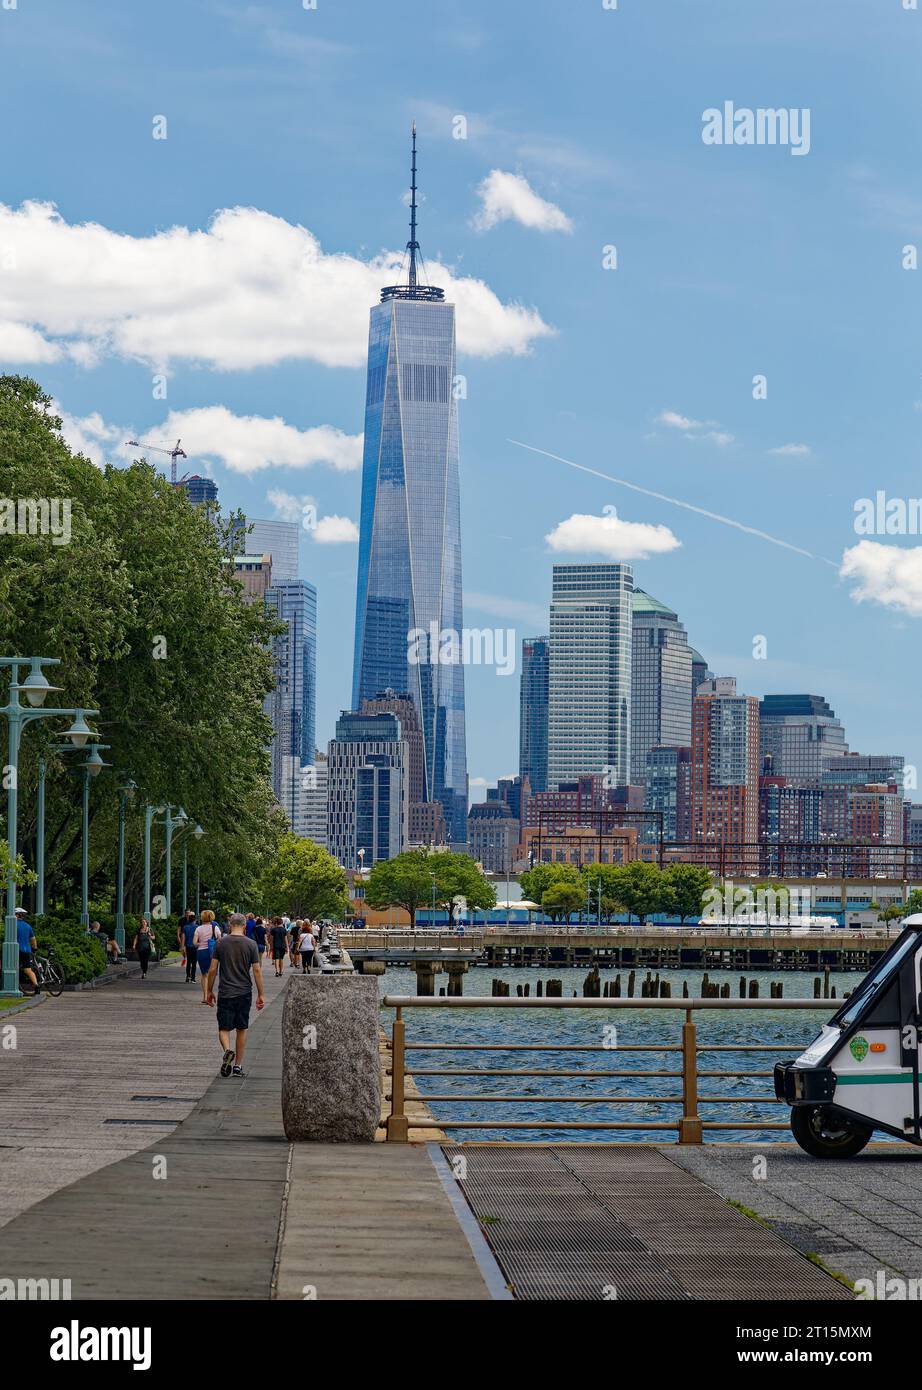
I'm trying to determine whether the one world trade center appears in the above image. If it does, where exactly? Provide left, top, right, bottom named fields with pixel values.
left=351, top=128, right=468, bottom=846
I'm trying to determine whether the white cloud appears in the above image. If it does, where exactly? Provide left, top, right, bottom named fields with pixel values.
left=545, top=509, right=681, bottom=562
left=768, top=443, right=812, bottom=456
left=840, top=541, right=922, bottom=617
left=0, top=200, right=554, bottom=371
left=56, top=404, right=361, bottom=477
left=268, top=488, right=314, bottom=522
left=657, top=410, right=702, bottom=431
left=471, top=170, right=573, bottom=234
left=656, top=409, right=733, bottom=446
left=312, top=514, right=359, bottom=544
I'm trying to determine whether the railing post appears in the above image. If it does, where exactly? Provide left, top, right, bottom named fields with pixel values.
left=387, top=1008, right=409, bottom=1142
left=678, top=1008, right=703, bottom=1144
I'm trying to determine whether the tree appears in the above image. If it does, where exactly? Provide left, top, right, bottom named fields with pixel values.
left=364, top=850, right=437, bottom=927
left=253, top=834, right=350, bottom=920
left=661, top=863, right=713, bottom=923
left=612, top=861, right=666, bottom=924
left=541, top=881, right=585, bottom=923
left=0, top=375, right=285, bottom=912
left=364, top=850, right=496, bottom=926
left=520, top=862, right=581, bottom=905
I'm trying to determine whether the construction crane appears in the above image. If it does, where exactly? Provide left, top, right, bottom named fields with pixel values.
left=125, top=438, right=187, bottom=485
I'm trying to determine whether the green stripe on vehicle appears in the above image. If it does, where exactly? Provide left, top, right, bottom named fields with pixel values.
left=836, top=1072, right=912, bottom=1085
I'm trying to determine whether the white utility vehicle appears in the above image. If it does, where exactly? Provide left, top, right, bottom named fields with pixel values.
left=775, top=913, right=922, bottom=1157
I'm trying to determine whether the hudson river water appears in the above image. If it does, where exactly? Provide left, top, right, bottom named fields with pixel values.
left=378, top=965, right=866, bottom=1142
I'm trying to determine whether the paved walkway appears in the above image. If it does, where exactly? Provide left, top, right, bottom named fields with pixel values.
left=0, top=955, right=292, bottom=1227
left=668, top=1143, right=922, bottom=1288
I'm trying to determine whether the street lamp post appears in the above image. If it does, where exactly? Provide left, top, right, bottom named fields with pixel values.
left=181, top=822, right=204, bottom=918
left=1, top=653, right=98, bottom=995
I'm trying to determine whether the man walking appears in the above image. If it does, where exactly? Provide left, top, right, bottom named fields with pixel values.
left=14, top=907, right=39, bottom=995
left=206, top=912, right=265, bottom=1078
left=177, top=909, right=198, bottom=982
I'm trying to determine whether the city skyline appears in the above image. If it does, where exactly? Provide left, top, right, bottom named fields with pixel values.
left=2, top=0, right=920, bottom=800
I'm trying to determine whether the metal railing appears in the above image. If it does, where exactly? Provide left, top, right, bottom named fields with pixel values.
left=342, top=930, right=484, bottom=952
left=381, top=995, right=834, bottom=1143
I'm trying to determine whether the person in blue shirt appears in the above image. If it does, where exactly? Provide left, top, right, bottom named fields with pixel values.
left=14, top=908, right=39, bottom=995
left=177, top=909, right=199, bottom=982
left=245, top=915, right=257, bottom=939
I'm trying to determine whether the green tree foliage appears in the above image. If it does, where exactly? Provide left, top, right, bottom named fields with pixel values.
left=541, top=881, right=585, bottom=922
left=252, top=833, right=350, bottom=920
left=519, top=862, right=581, bottom=905
left=661, top=863, right=713, bottom=922
left=0, top=376, right=285, bottom=912
left=364, top=850, right=495, bottom=925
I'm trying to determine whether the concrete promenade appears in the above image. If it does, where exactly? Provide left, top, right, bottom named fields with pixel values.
left=2, top=960, right=912, bottom=1300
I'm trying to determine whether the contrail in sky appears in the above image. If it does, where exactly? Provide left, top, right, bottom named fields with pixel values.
left=508, top=439, right=838, bottom=567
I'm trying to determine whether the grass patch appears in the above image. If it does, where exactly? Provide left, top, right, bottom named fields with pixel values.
left=729, top=1199, right=856, bottom=1292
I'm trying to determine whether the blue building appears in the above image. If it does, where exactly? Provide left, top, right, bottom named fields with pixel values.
left=266, top=579, right=317, bottom=811
left=519, top=636, right=549, bottom=794
left=352, top=128, right=467, bottom=845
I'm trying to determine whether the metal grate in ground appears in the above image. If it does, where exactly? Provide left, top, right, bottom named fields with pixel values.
left=443, top=1145, right=855, bottom=1302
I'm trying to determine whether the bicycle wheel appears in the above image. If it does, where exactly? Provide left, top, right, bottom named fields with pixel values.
left=44, top=962, right=65, bottom=997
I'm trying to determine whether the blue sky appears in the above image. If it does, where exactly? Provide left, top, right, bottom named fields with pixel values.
left=2, top=0, right=921, bottom=798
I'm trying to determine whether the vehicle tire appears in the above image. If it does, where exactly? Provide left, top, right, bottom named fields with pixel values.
left=790, top=1105, right=872, bottom=1159
left=44, top=963, right=65, bottom=998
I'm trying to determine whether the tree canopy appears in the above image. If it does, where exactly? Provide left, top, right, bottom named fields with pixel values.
left=0, top=375, right=285, bottom=912
left=364, top=849, right=496, bottom=925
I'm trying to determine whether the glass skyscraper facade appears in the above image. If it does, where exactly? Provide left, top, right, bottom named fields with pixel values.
left=519, top=636, right=549, bottom=794
left=547, top=563, right=633, bottom=791
left=758, top=693, right=848, bottom=785
left=265, top=579, right=317, bottom=810
left=631, top=589, right=694, bottom=785
left=351, top=132, right=467, bottom=845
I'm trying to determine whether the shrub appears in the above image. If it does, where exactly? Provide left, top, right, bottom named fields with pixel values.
left=34, top=916, right=106, bottom=984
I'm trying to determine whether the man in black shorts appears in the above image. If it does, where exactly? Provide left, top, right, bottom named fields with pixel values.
left=268, top=917, right=289, bottom=978
left=206, top=912, right=265, bottom=1078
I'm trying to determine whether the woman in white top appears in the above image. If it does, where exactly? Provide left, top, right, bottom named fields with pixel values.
left=192, top=911, right=222, bottom=1003
left=298, top=921, right=316, bottom=973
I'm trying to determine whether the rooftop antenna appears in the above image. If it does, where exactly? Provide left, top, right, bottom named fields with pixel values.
left=381, top=124, right=444, bottom=303
left=408, top=121, right=419, bottom=291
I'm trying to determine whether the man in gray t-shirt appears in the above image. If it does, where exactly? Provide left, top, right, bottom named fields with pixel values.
left=206, top=912, right=265, bottom=1079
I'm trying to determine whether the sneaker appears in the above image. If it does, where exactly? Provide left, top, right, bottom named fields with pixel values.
left=220, top=1049, right=235, bottom=1078
left=231, top=1065, right=246, bottom=1078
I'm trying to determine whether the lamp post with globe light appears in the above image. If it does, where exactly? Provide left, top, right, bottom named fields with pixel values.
left=1, top=655, right=100, bottom=995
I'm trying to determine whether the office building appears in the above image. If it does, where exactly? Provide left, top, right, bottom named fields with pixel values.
left=644, top=745, right=692, bottom=844
left=176, top=474, right=218, bottom=506
left=246, top=518, right=300, bottom=585
left=352, top=129, right=467, bottom=846
left=547, top=562, right=633, bottom=790
left=690, top=677, right=760, bottom=871
left=233, top=553, right=272, bottom=605
left=759, top=694, right=848, bottom=784
left=265, top=580, right=317, bottom=802
left=327, top=711, right=408, bottom=867
left=631, top=590, right=693, bottom=785
left=519, top=636, right=549, bottom=794
left=467, top=801, right=519, bottom=874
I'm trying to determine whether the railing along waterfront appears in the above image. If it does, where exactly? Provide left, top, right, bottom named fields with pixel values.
left=381, top=996, right=834, bottom=1143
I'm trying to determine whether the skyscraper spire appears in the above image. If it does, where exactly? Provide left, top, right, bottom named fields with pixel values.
left=381, top=124, right=444, bottom=303
left=408, top=122, right=418, bottom=291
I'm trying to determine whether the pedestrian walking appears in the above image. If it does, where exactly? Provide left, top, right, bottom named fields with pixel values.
left=206, top=912, right=265, bottom=1079
left=268, top=917, right=289, bottom=978
left=289, top=919, right=302, bottom=970
left=133, top=918, right=156, bottom=979
left=178, top=909, right=199, bottom=982
left=298, top=920, right=317, bottom=973
left=192, top=911, right=221, bottom=1003
left=14, top=907, right=39, bottom=995
left=251, top=915, right=268, bottom=963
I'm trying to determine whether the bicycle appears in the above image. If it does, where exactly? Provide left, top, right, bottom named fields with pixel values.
left=26, top=949, right=65, bottom=998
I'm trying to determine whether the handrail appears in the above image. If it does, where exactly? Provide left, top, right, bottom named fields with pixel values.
left=382, top=994, right=835, bottom=1143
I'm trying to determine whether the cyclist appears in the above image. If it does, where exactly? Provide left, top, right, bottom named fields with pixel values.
left=14, top=907, right=39, bottom=995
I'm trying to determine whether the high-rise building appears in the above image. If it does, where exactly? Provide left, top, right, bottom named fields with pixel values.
left=644, top=745, right=692, bottom=843
left=631, top=590, right=693, bottom=785
left=278, top=754, right=328, bottom=847
left=690, top=649, right=711, bottom=694
left=351, top=129, right=467, bottom=847
left=819, top=753, right=904, bottom=788
left=176, top=474, right=218, bottom=506
left=488, top=774, right=531, bottom=828
left=759, top=694, right=847, bottom=784
left=360, top=690, right=424, bottom=805
left=467, top=801, right=519, bottom=874
left=547, top=563, right=633, bottom=790
left=519, top=637, right=549, bottom=794
left=327, top=711, right=408, bottom=867
left=233, top=553, right=272, bottom=605
left=265, top=580, right=317, bottom=805
left=246, top=518, right=300, bottom=584
left=691, top=677, right=760, bottom=870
